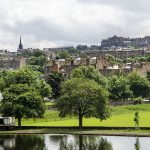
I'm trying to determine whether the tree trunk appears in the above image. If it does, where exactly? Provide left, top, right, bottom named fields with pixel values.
left=79, top=135, right=83, bottom=150
left=18, top=118, right=21, bottom=129
left=79, top=106, right=83, bottom=128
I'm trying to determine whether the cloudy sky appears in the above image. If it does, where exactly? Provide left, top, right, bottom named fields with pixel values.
left=1, top=0, right=150, bottom=51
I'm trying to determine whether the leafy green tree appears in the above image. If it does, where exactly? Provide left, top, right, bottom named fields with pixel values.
left=29, top=56, right=48, bottom=66
left=76, top=45, right=89, bottom=51
left=67, top=48, right=80, bottom=54
left=128, top=72, right=150, bottom=98
left=55, top=78, right=110, bottom=128
left=71, top=66, right=108, bottom=88
left=45, top=72, right=65, bottom=98
left=32, top=49, right=46, bottom=57
left=58, top=51, right=71, bottom=59
left=0, top=67, right=52, bottom=98
left=27, top=49, right=48, bottom=72
left=108, top=76, right=133, bottom=101
left=0, top=67, right=52, bottom=128
left=0, top=84, right=45, bottom=128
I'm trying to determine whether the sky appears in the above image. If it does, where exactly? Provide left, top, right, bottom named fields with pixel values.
left=1, top=0, right=150, bottom=51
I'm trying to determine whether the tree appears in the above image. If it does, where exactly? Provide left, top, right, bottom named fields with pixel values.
left=0, top=67, right=52, bottom=128
left=76, top=45, right=89, bottom=51
left=0, top=67, right=52, bottom=98
left=55, top=78, right=110, bottom=128
left=58, top=51, right=71, bottom=59
left=0, top=84, right=45, bottom=128
left=29, top=56, right=48, bottom=66
left=71, top=66, right=108, bottom=88
left=45, top=72, right=65, bottom=98
left=108, top=76, right=133, bottom=101
left=27, top=49, right=48, bottom=73
left=128, top=73, right=150, bottom=98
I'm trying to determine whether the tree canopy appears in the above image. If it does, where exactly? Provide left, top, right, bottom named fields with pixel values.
left=55, top=78, right=110, bottom=128
left=45, top=72, right=65, bottom=98
left=128, top=72, right=150, bottom=98
left=71, top=66, right=108, bottom=88
left=108, top=75, right=133, bottom=101
left=0, top=67, right=52, bottom=127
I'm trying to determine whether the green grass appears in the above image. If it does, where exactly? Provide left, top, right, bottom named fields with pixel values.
left=21, top=104, right=150, bottom=127
left=45, top=102, right=54, bottom=106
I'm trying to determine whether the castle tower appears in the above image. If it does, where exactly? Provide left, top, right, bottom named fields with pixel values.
left=18, top=36, right=23, bottom=51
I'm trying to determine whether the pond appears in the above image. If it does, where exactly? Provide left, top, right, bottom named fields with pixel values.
left=0, top=134, right=149, bottom=150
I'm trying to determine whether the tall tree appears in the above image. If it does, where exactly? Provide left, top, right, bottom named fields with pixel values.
left=0, top=67, right=52, bottom=128
left=0, top=85, right=45, bottom=128
left=55, top=78, right=110, bottom=128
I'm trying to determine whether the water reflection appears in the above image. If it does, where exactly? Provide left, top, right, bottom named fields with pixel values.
left=57, top=135, right=113, bottom=150
left=0, top=134, right=149, bottom=150
left=0, top=135, right=47, bottom=150
left=135, top=138, right=140, bottom=150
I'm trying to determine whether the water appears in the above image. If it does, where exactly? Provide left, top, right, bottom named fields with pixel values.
left=0, top=134, right=149, bottom=150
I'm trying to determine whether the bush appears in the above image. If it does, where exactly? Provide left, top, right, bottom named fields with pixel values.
left=134, top=97, right=144, bottom=105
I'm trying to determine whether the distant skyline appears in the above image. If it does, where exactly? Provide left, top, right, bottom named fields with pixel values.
left=1, top=0, right=150, bottom=51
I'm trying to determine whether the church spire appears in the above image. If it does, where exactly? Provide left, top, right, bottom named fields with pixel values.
left=18, top=36, right=23, bottom=51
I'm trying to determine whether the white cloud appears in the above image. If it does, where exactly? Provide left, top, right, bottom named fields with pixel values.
left=0, top=0, right=150, bottom=51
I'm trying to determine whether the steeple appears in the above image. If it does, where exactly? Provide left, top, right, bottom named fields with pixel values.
left=18, top=36, right=23, bottom=51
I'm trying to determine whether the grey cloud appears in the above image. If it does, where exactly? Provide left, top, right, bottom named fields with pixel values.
left=1, top=0, right=150, bottom=50
left=78, top=0, right=150, bottom=14
left=2, top=18, right=121, bottom=44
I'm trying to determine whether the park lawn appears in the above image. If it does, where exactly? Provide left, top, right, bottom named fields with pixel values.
left=21, top=104, right=150, bottom=127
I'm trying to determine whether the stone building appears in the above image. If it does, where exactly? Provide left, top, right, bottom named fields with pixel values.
left=0, top=58, right=26, bottom=70
left=44, top=56, right=133, bottom=76
left=86, top=49, right=145, bottom=59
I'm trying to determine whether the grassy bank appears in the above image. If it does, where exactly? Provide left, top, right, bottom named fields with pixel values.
left=1, top=128, right=150, bottom=137
left=21, top=104, right=150, bottom=127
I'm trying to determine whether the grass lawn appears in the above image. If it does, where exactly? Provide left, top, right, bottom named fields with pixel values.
left=21, top=104, right=150, bottom=127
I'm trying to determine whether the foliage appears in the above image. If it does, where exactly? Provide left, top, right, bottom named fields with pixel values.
left=18, top=50, right=32, bottom=58
left=71, top=66, right=108, bottom=88
left=55, top=78, right=110, bottom=128
left=76, top=45, right=89, bottom=51
left=0, top=84, right=45, bottom=127
left=128, top=72, right=150, bottom=98
left=0, top=67, right=51, bottom=127
left=108, top=75, right=133, bottom=101
left=147, top=71, right=150, bottom=82
left=27, top=49, right=48, bottom=72
left=32, top=49, right=46, bottom=57
left=134, top=97, right=144, bottom=105
left=29, top=56, right=48, bottom=66
left=58, top=51, right=71, bottom=59
left=67, top=48, right=80, bottom=54
left=45, top=72, right=65, bottom=98
left=0, top=67, right=52, bottom=98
